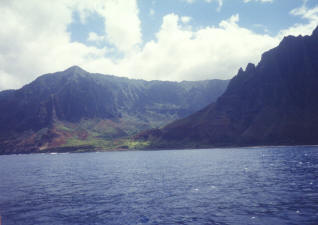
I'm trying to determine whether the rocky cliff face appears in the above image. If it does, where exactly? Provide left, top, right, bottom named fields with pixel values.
left=138, top=26, right=318, bottom=148
left=0, top=66, right=228, bottom=154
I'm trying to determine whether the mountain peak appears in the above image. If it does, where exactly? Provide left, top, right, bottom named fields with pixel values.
left=281, top=35, right=297, bottom=45
left=312, top=26, right=318, bottom=38
left=238, top=67, right=244, bottom=75
left=65, top=65, right=87, bottom=73
left=246, top=63, right=256, bottom=73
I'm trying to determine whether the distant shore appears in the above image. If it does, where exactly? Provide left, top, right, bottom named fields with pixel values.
left=1, top=143, right=318, bottom=156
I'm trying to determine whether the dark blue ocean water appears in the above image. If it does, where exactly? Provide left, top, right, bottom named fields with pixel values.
left=0, top=146, right=318, bottom=225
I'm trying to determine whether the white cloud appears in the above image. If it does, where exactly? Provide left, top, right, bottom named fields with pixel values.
left=68, top=0, right=142, bottom=53
left=92, top=13, right=277, bottom=82
left=0, top=0, right=317, bottom=91
left=181, top=16, right=192, bottom=23
left=0, top=70, right=21, bottom=90
left=277, top=3, right=318, bottom=38
left=183, top=0, right=223, bottom=11
left=87, top=32, right=105, bottom=43
left=0, top=0, right=108, bottom=89
left=211, top=0, right=223, bottom=11
left=243, top=0, right=273, bottom=3
left=97, top=0, right=142, bottom=54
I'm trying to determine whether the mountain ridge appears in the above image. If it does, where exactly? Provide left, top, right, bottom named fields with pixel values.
left=136, top=26, right=318, bottom=148
left=0, top=67, right=229, bottom=154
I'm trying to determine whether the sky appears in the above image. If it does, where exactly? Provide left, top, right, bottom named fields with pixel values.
left=0, top=0, right=317, bottom=90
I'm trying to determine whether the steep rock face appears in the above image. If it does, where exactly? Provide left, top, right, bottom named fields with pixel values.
left=0, top=67, right=228, bottom=153
left=140, top=26, right=318, bottom=148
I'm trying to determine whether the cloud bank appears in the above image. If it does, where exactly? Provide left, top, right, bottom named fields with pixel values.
left=0, top=0, right=317, bottom=90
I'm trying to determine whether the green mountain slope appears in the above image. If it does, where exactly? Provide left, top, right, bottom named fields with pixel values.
left=0, top=66, right=228, bottom=154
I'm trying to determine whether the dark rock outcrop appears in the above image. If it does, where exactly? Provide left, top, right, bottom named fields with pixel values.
left=140, top=26, right=318, bottom=148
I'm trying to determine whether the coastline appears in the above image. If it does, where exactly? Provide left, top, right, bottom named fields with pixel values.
left=1, top=143, right=318, bottom=156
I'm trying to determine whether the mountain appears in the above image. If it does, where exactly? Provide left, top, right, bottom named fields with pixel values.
left=0, top=66, right=229, bottom=154
left=137, top=26, right=318, bottom=148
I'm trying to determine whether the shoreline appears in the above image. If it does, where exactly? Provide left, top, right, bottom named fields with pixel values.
left=1, top=143, right=318, bottom=156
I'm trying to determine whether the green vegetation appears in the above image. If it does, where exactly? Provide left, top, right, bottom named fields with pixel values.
left=53, top=119, right=150, bottom=152
left=62, top=137, right=150, bottom=151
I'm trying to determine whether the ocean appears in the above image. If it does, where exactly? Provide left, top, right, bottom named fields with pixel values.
left=0, top=146, right=317, bottom=224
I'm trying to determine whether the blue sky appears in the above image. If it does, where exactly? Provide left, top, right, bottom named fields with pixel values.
left=0, top=0, right=317, bottom=90
left=69, top=0, right=315, bottom=46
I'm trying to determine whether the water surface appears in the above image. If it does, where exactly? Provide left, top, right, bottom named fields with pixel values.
left=0, top=146, right=318, bottom=224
